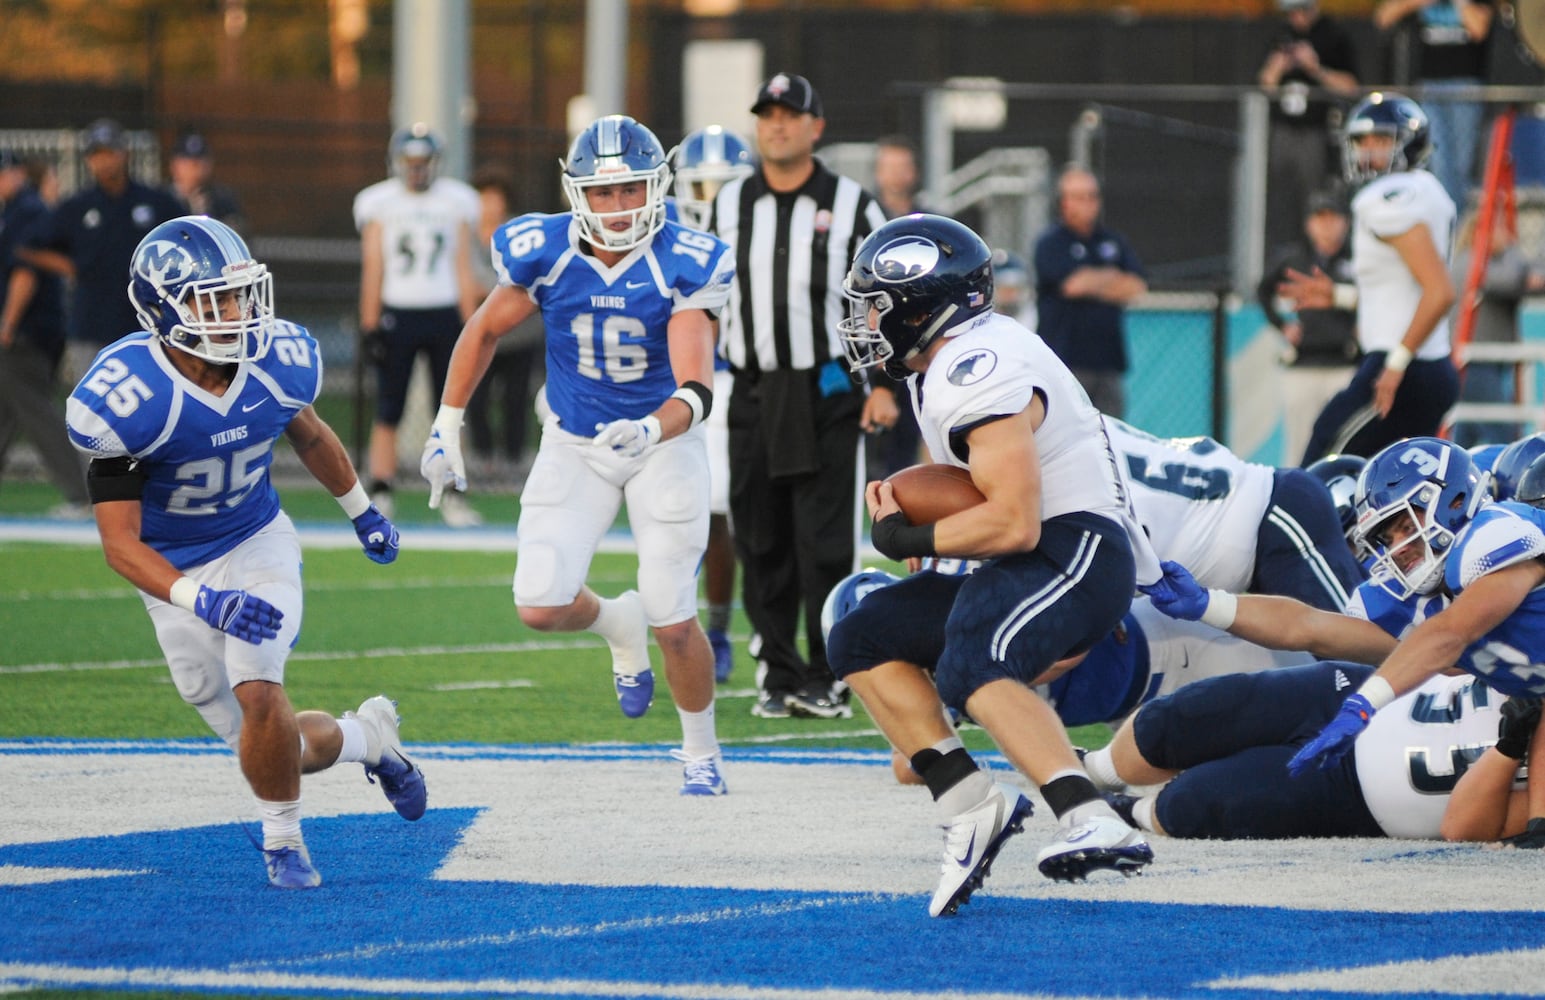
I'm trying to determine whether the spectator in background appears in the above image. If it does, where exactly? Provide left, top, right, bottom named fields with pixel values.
left=1374, top=0, right=1496, bottom=208
left=1032, top=166, right=1147, bottom=417
left=1448, top=201, right=1545, bottom=447
left=464, top=168, right=542, bottom=482
left=1257, top=0, right=1361, bottom=254
left=704, top=72, right=891, bottom=720
left=991, top=248, right=1035, bottom=328
left=0, top=150, right=89, bottom=517
left=866, top=134, right=926, bottom=480
left=18, top=119, right=183, bottom=383
left=354, top=122, right=483, bottom=527
left=165, top=132, right=245, bottom=233
left=1258, top=190, right=1359, bottom=466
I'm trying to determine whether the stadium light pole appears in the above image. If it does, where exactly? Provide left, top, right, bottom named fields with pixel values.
left=392, top=0, right=473, bottom=180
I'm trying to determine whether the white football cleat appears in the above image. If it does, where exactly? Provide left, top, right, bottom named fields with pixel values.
left=929, top=781, right=1033, bottom=917
left=1036, top=814, right=1154, bottom=882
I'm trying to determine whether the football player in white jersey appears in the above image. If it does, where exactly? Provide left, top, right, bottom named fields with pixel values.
left=1084, top=660, right=1527, bottom=841
left=832, top=214, right=1160, bottom=916
left=354, top=123, right=483, bottom=526
left=420, top=115, right=737, bottom=795
left=65, top=217, right=423, bottom=890
left=1106, top=417, right=1364, bottom=609
left=1279, top=93, right=1460, bottom=463
left=672, top=126, right=755, bottom=683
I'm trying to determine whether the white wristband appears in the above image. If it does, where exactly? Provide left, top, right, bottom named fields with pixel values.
left=169, top=576, right=202, bottom=612
left=1384, top=344, right=1413, bottom=374
left=1332, top=283, right=1358, bottom=311
left=432, top=404, right=466, bottom=434
left=1200, top=589, right=1238, bottom=630
left=1357, top=675, right=1397, bottom=711
left=336, top=481, right=371, bottom=519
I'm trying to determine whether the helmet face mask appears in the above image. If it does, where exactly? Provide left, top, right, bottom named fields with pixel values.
left=671, top=126, right=753, bottom=230
left=1342, top=92, right=1431, bottom=186
left=389, top=123, right=443, bottom=192
left=839, top=214, right=994, bottom=380
left=562, top=116, right=671, bottom=252
left=1353, top=438, right=1486, bottom=599
left=129, top=216, right=274, bottom=364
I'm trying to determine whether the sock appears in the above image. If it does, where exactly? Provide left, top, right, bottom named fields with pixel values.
left=677, top=703, right=719, bottom=760
left=1083, top=746, right=1124, bottom=791
left=336, top=716, right=368, bottom=765
left=1132, top=796, right=1158, bottom=833
left=589, top=592, right=647, bottom=675
left=258, top=797, right=303, bottom=850
left=1041, top=770, right=1101, bottom=820
left=909, top=736, right=971, bottom=800
left=368, top=479, right=392, bottom=496
left=707, top=604, right=731, bottom=634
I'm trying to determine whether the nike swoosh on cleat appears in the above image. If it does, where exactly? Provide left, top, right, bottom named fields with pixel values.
left=952, top=828, right=977, bottom=866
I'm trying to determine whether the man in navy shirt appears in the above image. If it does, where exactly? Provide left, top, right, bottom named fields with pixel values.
left=1032, top=167, right=1147, bottom=417
left=19, top=119, right=182, bottom=379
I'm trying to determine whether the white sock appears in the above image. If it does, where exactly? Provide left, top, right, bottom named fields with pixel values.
left=336, top=717, right=368, bottom=764
left=589, top=592, right=648, bottom=675
left=1083, top=746, right=1124, bottom=791
left=677, top=704, right=719, bottom=760
left=1133, top=795, right=1158, bottom=833
left=258, top=797, right=303, bottom=850
left=934, top=769, right=996, bottom=821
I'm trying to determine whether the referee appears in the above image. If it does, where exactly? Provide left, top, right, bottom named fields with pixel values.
left=707, top=72, right=893, bottom=720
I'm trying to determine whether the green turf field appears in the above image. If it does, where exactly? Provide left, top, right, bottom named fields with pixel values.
left=0, top=483, right=1114, bottom=752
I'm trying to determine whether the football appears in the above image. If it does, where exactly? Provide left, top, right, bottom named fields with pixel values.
left=883, top=463, right=986, bottom=525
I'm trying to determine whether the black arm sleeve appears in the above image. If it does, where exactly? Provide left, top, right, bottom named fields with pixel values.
left=86, top=456, right=147, bottom=504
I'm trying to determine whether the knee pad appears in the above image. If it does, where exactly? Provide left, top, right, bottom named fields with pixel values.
left=514, top=540, right=578, bottom=607
left=637, top=552, right=698, bottom=626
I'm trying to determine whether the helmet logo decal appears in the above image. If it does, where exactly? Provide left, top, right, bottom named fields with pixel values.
left=1398, top=444, right=1441, bottom=478
left=874, top=236, right=940, bottom=283
left=947, top=349, right=997, bottom=386
left=135, top=240, right=197, bottom=287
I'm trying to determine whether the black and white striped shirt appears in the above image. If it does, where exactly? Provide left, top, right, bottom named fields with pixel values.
left=708, top=160, right=887, bottom=373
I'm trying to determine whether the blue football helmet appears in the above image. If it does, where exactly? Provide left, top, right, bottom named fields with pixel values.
left=820, top=568, right=900, bottom=644
left=1353, top=438, right=1488, bottom=599
left=1307, top=453, right=1367, bottom=543
left=839, top=214, right=995, bottom=379
left=671, top=125, right=753, bottom=230
left=561, top=115, right=671, bottom=252
left=1488, top=433, right=1545, bottom=502
left=389, top=122, right=443, bottom=192
left=129, top=215, right=274, bottom=363
left=1342, top=92, right=1432, bottom=187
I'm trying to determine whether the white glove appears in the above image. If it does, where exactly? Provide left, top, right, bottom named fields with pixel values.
left=420, top=406, right=468, bottom=509
left=593, top=416, right=662, bottom=459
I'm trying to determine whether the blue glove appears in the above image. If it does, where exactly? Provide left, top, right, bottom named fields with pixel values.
left=1287, top=693, right=1375, bottom=777
left=1138, top=560, right=1211, bottom=620
left=194, top=586, right=283, bottom=644
left=352, top=505, right=399, bottom=565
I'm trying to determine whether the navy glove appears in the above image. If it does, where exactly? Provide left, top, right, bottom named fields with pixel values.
left=1496, top=695, right=1544, bottom=761
left=1138, top=560, right=1211, bottom=621
left=1287, top=693, right=1375, bottom=777
left=1503, top=817, right=1545, bottom=849
left=194, top=586, right=283, bottom=644
left=352, top=505, right=400, bottom=565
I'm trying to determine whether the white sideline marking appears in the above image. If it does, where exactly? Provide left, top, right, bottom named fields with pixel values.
left=0, top=865, right=149, bottom=886
left=0, top=962, right=1061, bottom=1000
left=0, top=639, right=605, bottom=675
left=1210, top=946, right=1545, bottom=995
left=430, top=679, right=536, bottom=691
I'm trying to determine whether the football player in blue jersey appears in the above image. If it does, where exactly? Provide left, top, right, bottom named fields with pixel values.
left=420, top=115, right=736, bottom=795
left=1139, top=437, right=1545, bottom=783
left=64, top=216, right=423, bottom=890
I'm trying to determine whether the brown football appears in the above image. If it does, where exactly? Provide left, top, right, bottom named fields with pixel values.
left=883, top=463, right=986, bottom=525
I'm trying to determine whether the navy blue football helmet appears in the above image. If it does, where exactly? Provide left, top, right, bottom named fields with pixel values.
left=839, top=214, right=995, bottom=379
left=1342, top=92, right=1432, bottom=186
left=389, top=122, right=443, bottom=192
left=1354, top=437, right=1488, bottom=599
left=562, top=115, right=671, bottom=252
left=671, top=125, right=753, bottom=230
left=1488, top=433, right=1545, bottom=502
left=129, top=215, right=274, bottom=363
left=820, top=568, right=900, bottom=644
left=1513, top=453, right=1545, bottom=509
left=1307, top=453, right=1368, bottom=543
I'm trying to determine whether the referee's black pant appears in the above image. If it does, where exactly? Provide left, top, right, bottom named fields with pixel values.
left=729, top=369, right=864, bottom=698
left=1301, top=351, right=1459, bottom=466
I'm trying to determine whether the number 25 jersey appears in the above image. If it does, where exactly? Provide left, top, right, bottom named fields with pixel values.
left=492, top=213, right=734, bottom=434
left=65, top=325, right=322, bottom=570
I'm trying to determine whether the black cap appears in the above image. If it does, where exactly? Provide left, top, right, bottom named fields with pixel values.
left=750, top=72, right=823, bottom=118
left=82, top=119, right=126, bottom=153
left=1306, top=190, right=1347, bottom=216
left=172, top=132, right=210, bottom=159
left=0, top=150, right=23, bottom=172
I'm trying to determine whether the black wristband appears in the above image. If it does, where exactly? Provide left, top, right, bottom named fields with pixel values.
left=870, top=511, right=937, bottom=560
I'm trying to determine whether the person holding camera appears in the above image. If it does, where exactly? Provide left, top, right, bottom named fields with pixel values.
left=1258, top=0, right=1361, bottom=254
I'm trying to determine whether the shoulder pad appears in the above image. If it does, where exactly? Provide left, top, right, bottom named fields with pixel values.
left=254, top=322, right=323, bottom=408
